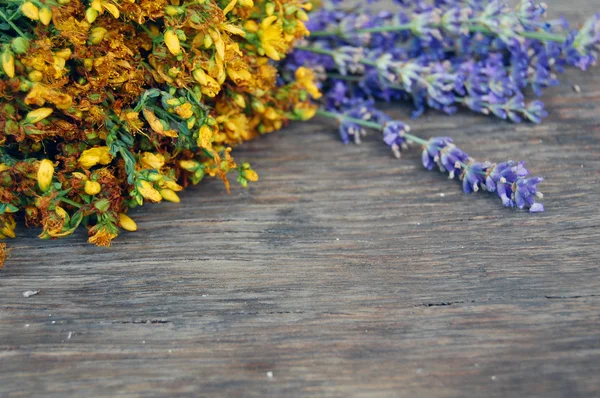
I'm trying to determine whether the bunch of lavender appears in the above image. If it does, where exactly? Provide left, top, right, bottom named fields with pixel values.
left=317, top=98, right=544, bottom=212
left=286, top=0, right=600, bottom=122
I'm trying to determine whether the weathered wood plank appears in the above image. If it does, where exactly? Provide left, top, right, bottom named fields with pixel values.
left=1, top=0, right=599, bottom=396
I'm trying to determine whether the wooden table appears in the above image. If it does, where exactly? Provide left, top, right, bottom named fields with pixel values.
left=1, top=1, right=599, bottom=397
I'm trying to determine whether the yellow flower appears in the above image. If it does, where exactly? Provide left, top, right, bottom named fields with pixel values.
left=37, top=159, right=54, bottom=192
left=295, top=67, right=322, bottom=99
left=197, top=124, right=214, bottom=149
left=21, top=2, right=40, bottom=21
left=84, top=180, right=102, bottom=195
left=137, top=180, right=162, bottom=203
left=88, top=229, right=117, bottom=247
left=258, top=16, right=286, bottom=61
left=164, top=30, right=181, bottom=56
left=140, top=152, right=165, bottom=170
left=0, top=215, right=16, bottom=239
left=160, top=189, right=180, bottom=203
left=1, top=50, right=15, bottom=79
left=119, top=213, right=138, bottom=232
left=24, top=108, right=53, bottom=124
left=174, top=103, right=194, bottom=119
left=78, top=146, right=113, bottom=169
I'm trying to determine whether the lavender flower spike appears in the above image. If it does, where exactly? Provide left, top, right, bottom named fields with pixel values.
left=316, top=108, right=545, bottom=213
left=419, top=140, right=545, bottom=212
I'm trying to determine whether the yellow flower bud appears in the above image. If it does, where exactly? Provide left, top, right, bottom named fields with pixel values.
left=192, top=68, right=208, bottom=85
left=55, top=206, right=68, bottom=219
left=165, top=5, right=181, bottom=16
left=244, top=169, right=259, bottom=182
left=25, top=108, right=53, bottom=124
left=160, top=189, right=180, bottom=203
left=265, top=2, right=275, bottom=16
left=179, top=159, right=198, bottom=172
left=37, top=159, right=54, bottom=192
left=54, top=48, right=72, bottom=60
left=164, top=29, right=181, bottom=55
left=39, top=7, right=52, bottom=25
left=140, top=152, right=165, bottom=170
left=161, top=179, right=183, bottom=192
left=78, top=146, right=113, bottom=169
left=0, top=216, right=16, bottom=239
left=88, top=27, right=107, bottom=45
left=203, top=34, right=213, bottom=48
left=252, top=100, right=265, bottom=113
left=84, top=180, right=101, bottom=195
left=28, top=70, right=43, bottom=82
left=21, top=2, right=40, bottom=20
left=0, top=164, right=9, bottom=173
left=82, top=59, right=93, bottom=72
left=244, top=20, right=259, bottom=33
left=296, top=9, right=309, bottom=22
left=137, top=180, right=162, bottom=202
left=71, top=172, right=88, bottom=180
left=233, top=94, right=246, bottom=108
left=1, top=50, right=15, bottom=79
left=85, top=7, right=98, bottom=23
left=239, top=0, right=253, bottom=7
left=119, top=213, right=138, bottom=232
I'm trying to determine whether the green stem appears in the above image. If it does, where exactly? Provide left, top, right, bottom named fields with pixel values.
left=0, top=9, right=28, bottom=39
left=309, top=22, right=566, bottom=44
left=326, top=73, right=362, bottom=82
left=316, top=109, right=428, bottom=146
left=295, top=46, right=377, bottom=67
left=295, top=46, right=334, bottom=56
left=60, top=197, right=82, bottom=208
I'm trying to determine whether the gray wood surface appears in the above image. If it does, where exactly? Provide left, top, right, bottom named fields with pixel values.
left=1, top=1, right=599, bottom=396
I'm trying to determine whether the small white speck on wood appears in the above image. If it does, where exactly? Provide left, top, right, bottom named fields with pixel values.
left=266, top=371, right=273, bottom=378
left=573, top=84, right=581, bottom=93
left=22, top=290, right=39, bottom=298
left=67, top=332, right=72, bottom=340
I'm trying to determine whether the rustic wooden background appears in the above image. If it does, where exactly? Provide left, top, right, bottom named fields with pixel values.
left=1, top=1, right=599, bottom=397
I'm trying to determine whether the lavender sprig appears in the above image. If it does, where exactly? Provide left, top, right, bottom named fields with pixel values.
left=316, top=106, right=545, bottom=213
left=293, top=46, right=548, bottom=122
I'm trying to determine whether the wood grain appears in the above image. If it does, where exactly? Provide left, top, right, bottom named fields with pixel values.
left=1, top=1, right=599, bottom=396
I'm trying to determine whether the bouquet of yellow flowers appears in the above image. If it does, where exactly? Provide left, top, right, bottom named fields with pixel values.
left=0, top=0, right=319, bottom=264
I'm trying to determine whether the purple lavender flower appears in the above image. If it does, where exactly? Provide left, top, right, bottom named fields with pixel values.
left=382, top=121, right=410, bottom=158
